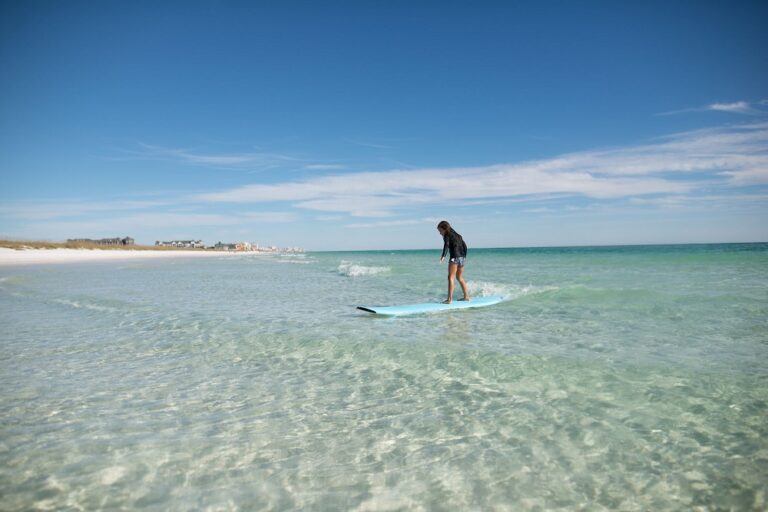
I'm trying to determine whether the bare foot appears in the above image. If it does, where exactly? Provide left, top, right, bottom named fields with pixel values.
left=442, top=299, right=452, bottom=304
left=459, top=297, right=471, bottom=301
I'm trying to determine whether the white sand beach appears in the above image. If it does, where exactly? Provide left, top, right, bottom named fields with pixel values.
left=0, top=248, right=261, bottom=266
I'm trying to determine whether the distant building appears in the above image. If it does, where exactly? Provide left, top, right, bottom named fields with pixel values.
left=214, top=242, right=237, bottom=251
left=155, top=240, right=205, bottom=248
left=214, top=241, right=251, bottom=252
left=68, top=237, right=134, bottom=246
left=210, top=241, right=304, bottom=253
left=249, top=243, right=303, bottom=253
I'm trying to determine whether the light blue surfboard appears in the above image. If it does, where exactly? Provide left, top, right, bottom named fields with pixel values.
left=357, top=295, right=506, bottom=316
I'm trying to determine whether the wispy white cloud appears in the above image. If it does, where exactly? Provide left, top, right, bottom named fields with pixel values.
left=708, top=101, right=760, bottom=114
left=195, top=122, right=768, bottom=217
left=659, top=100, right=768, bottom=116
left=626, top=193, right=768, bottom=215
left=17, top=213, right=244, bottom=238
left=8, top=211, right=298, bottom=240
left=343, top=138, right=394, bottom=150
left=303, top=164, right=348, bottom=171
left=0, top=199, right=172, bottom=220
left=241, top=211, right=298, bottom=223
left=5, top=123, right=766, bottom=245
left=127, top=143, right=304, bottom=171
left=345, top=219, right=432, bottom=229
left=0, top=195, right=297, bottom=227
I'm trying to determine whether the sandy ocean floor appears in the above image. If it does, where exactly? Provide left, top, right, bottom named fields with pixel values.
left=1, top=244, right=767, bottom=509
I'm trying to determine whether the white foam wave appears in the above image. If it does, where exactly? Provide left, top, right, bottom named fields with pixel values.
left=466, top=281, right=558, bottom=299
left=278, top=258, right=315, bottom=264
left=52, top=298, right=120, bottom=313
left=338, top=260, right=390, bottom=277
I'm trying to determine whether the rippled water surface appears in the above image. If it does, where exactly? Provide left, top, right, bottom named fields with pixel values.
left=1, top=244, right=767, bottom=510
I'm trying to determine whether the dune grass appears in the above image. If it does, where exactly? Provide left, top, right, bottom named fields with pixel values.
left=0, top=240, right=209, bottom=251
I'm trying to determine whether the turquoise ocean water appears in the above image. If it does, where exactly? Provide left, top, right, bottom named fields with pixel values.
left=1, top=244, right=767, bottom=510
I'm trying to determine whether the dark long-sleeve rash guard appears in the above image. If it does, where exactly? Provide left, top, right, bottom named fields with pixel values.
left=441, top=230, right=468, bottom=260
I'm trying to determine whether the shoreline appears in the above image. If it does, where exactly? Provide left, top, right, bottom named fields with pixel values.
left=0, top=247, right=267, bottom=266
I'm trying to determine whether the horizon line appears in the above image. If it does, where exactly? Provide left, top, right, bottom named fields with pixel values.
left=2, top=237, right=766, bottom=253
left=308, top=240, right=768, bottom=253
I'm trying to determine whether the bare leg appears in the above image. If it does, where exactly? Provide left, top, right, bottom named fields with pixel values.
left=457, top=265, right=470, bottom=300
left=444, top=262, right=457, bottom=303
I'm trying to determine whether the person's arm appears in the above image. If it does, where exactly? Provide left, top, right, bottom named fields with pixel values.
left=440, top=236, right=448, bottom=261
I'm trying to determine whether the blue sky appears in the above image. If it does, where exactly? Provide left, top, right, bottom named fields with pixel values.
left=1, top=0, right=767, bottom=250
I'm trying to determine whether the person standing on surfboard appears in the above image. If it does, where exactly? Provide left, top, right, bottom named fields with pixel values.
left=437, top=220, right=470, bottom=304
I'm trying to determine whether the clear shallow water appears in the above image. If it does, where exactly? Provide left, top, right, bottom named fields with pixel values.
left=1, top=244, right=767, bottom=510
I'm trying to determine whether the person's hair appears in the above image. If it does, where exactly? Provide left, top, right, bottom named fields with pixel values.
left=437, top=220, right=452, bottom=233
